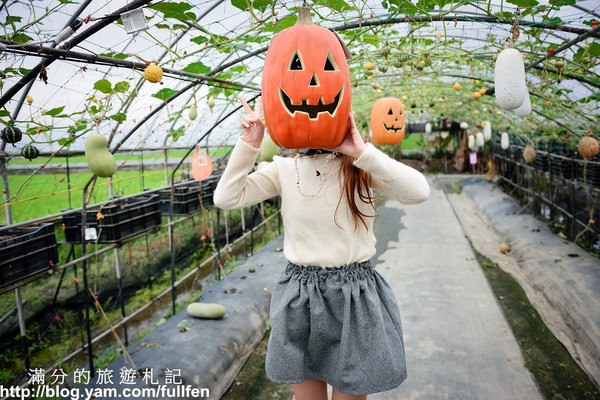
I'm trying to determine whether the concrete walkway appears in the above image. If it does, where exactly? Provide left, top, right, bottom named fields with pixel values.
left=299, top=178, right=542, bottom=400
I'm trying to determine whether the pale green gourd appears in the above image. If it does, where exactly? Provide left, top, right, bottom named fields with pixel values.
left=85, top=133, right=117, bottom=178
left=260, top=135, right=278, bottom=162
left=187, top=302, right=226, bottom=319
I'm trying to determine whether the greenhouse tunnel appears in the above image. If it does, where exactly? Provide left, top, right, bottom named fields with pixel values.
left=0, top=0, right=599, bottom=399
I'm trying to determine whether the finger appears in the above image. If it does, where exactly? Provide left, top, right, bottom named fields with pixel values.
left=255, top=96, right=263, bottom=115
left=238, top=96, right=253, bottom=113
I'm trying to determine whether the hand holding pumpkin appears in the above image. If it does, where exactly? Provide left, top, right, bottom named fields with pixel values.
left=239, top=96, right=265, bottom=149
left=327, top=112, right=366, bottom=159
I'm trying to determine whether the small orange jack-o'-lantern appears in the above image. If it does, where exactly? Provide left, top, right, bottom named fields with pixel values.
left=370, top=97, right=406, bottom=144
left=261, top=7, right=352, bottom=149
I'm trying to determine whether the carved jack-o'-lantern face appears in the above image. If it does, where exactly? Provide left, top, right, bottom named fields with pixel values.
left=370, top=97, right=406, bottom=145
left=262, top=9, right=351, bottom=149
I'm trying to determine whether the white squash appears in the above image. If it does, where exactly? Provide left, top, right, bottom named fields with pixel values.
left=513, top=90, right=532, bottom=117
left=476, top=132, right=485, bottom=147
left=189, top=104, right=198, bottom=120
left=501, top=132, right=510, bottom=149
left=460, top=122, right=469, bottom=130
left=468, top=134, right=475, bottom=150
left=425, top=123, right=432, bottom=134
left=495, top=48, right=527, bottom=110
left=440, top=131, right=449, bottom=139
left=483, top=121, right=492, bottom=141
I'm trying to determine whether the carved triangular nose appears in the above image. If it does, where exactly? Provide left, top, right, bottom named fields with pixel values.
left=309, top=74, right=318, bottom=86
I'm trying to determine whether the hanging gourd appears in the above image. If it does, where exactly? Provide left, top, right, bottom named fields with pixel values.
left=468, top=134, right=475, bottom=150
left=440, top=131, right=449, bottom=139
left=260, top=134, right=279, bottom=162
left=523, top=144, right=536, bottom=163
left=476, top=132, right=485, bottom=147
left=261, top=6, right=352, bottom=149
left=425, top=123, right=432, bottom=134
left=191, top=145, right=213, bottom=182
left=208, top=95, right=215, bottom=110
left=1, top=125, right=23, bottom=147
left=453, top=82, right=462, bottom=91
left=495, top=48, right=527, bottom=110
left=26, top=95, right=33, bottom=105
left=501, top=132, right=510, bottom=149
left=85, top=133, right=117, bottom=178
left=365, top=61, right=376, bottom=71
left=483, top=121, right=492, bottom=141
left=578, top=134, right=599, bottom=159
left=21, top=144, right=39, bottom=160
left=370, top=97, right=406, bottom=145
left=460, top=122, right=469, bottom=130
left=189, top=104, right=198, bottom=120
left=513, top=91, right=531, bottom=117
left=144, top=63, right=163, bottom=84
left=473, top=91, right=482, bottom=99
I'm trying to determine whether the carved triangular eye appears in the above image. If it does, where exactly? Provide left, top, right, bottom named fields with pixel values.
left=388, top=108, right=393, bottom=115
left=290, top=51, right=304, bottom=70
left=324, top=50, right=338, bottom=71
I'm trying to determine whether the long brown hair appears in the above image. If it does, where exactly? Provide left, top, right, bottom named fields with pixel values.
left=335, top=154, right=377, bottom=231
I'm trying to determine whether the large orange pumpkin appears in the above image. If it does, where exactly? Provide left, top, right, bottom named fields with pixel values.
left=261, top=7, right=351, bottom=149
left=370, top=97, right=406, bottom=144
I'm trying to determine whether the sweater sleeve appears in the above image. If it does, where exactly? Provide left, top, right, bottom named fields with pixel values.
left=213, top=138, right=281, bottom=210
left=353, top=142, right=430, bottom=204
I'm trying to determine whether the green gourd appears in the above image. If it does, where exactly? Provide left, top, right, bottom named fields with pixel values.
left=85, top=133, right=117, bottom=177
left=187, top=302, right=226, bottom=319
left=21, top=144, right=39, bottom=160
left=1, top=125, right=23, bottom=147
left=260, top=135, right=278, bottom=162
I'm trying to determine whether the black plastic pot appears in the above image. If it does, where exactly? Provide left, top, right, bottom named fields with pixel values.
left=62, top=194, right=162, bottom=244
left=0, top=223, right=58, bottom=289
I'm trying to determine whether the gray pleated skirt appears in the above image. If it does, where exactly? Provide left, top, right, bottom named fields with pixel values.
left=265, top=260, right=408, bottom=396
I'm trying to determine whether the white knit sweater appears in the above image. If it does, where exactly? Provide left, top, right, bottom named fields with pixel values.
left=213, top=138, right=430, bottom=267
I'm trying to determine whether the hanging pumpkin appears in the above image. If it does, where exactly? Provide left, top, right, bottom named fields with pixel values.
left=523, top=144, right=536, bottom=163
left=85, top=133, right=117, bottom=178
left=191, top=145, right=213, bottom=182
left=1, top=125, right=23, bottom=147
left=370, top=97, right=406, bottom=145
left=261, top=7, right=351, bottom=149
left=513, top=91, right=531, bottom=117
left=144, top=63, right=163, bottom=84
left=453, top=82, right=462, bottom=91
left=26, top=95, right=33, bottom=105
left=424, top=122, right=432, bottom=134
left=578, top=135, right=599, bottom=159
left=189, top=104, right=198, bottom=120
left=501, top=132, right=510, bottom=149
left=260, top=134, right=279, bottom=162
left=495, top=48, right=527, bottom=110
left=21, top=144, right=39, bottom=160
left=460, top=122, right=469, bottom=130
left=473, top=91, right=482, bottom=99
left=476, top=132, right=485, bottom=147
left=468, top=134, right=475, bottom=150
left=483, top=121, right=492, bottom=141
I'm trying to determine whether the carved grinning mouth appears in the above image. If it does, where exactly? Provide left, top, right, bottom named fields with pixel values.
left=279, top=84, right=345, bottom=120
left=383, top=122, right=403, bottom=132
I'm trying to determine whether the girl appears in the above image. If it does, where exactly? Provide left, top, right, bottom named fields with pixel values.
left=213, top=96, right=430, bottom=400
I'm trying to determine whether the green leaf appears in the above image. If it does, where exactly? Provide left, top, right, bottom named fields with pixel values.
left=183, top=61, right=211, bottom=75
left=542, top=16, right=563, bottom=25
left=99, top=52, right=129, bottom=60
left=314, top=0, right=352, bottom=12
left=94, top=79, right=112, bottom=94
left=149, top=2, right=196, bottom=21
left=383, top=0, right=420, bottom=15
left=45, top=106, right=65, bottom=117
left=152, top=88, right=178, bottom=101
left=506, top=0, right=538, bottom=7
left=114, top=81, right=130, bottom=93
left=58, top=137, right=75, bottom=147
left=549, top=0, right=575, bottom=5
left=3, top=16, right=22, bottom=25
left=231, top=0, right=272, bottom=12
left=10, top=33, right=33, bottom=43
left=587, top=42, right=600, bottom=58
left=262, top=14, right=297, bottom=32
left=169, top=125, right=186, bottom=141
left=190, top=34, right=208, bottom=45
left=110, top=113, right=127, bottom=122
left=0, top=110, right=9, bottom=117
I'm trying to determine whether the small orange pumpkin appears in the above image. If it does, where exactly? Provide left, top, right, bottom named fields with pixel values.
left=578, top=135, right=599, bottom=159
left=261, top=7, right=351, bottom=149
left=191, top=146, right=213, bottom=182
left=370, top=97, right=406, bottom=145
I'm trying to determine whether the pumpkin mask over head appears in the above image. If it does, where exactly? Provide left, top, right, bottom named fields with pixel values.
left=370, top=97, right=406, bottom=145
left=261, top=7, right=352, bottom=149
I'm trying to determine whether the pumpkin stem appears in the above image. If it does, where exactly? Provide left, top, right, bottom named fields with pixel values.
left=296, top=6, right=313, bottom=25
